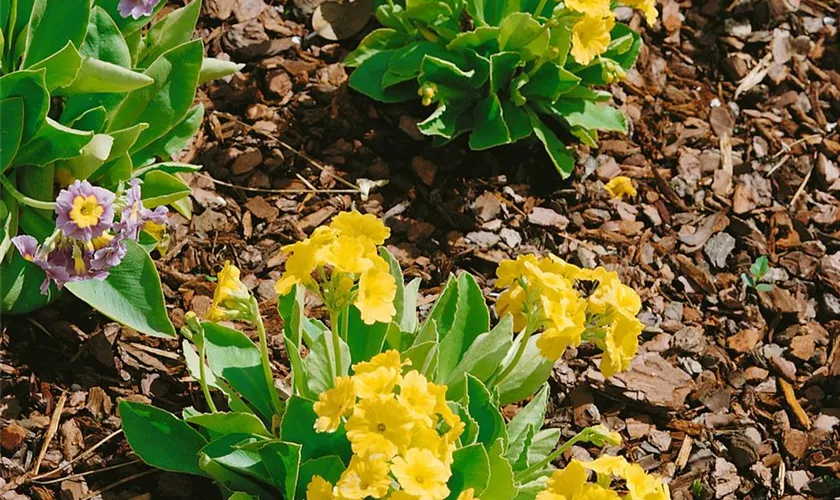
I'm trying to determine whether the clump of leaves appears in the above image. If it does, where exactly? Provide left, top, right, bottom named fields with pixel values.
left=741, top=256, right=773, bottom=292
left=346, top=0, right=650, bottom=176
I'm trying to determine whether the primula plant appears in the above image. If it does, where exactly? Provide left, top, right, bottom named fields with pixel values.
left=345, top=0, right=655, bottom=175
left=0, top=0, right=240, bottom=335
left=120, top=211, right=669, bottom=500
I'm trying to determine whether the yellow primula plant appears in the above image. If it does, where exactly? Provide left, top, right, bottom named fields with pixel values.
left=117, top=210, right=669, bottom=500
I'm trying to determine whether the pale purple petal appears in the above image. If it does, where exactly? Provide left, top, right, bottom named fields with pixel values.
left=91, top=236, right=128, bottom=270
left=117, top=0, right=160, bottom=19
left=119, top=179, right=168, bottom=240
left=12, top=235, right=39, bottom=262
left=55, top=180, right=116, bottom=241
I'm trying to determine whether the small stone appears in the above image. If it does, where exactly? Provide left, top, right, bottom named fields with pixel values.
left=649, top=429, right=672, bottom=452
left=782, top=429, right=809, bottom=459
left=705, top=232, right=736, bottom=268
left=813, top=413, right=839, bottom=431
left=528, top=207, right=569, bottom=229
left=465, top=231, right=500, bottom=249
left=626, top=416, right=654, bottom=439
left=771, top=355, right=797, bottom=380
left=744, top=366, right=769, bottom=381
left=713, top=457, right=741, bottom=498
left=1, top=422, right=27, bottom=452
left=727, top=328, right=763, bottom=353
left=472, top=192, right=502, bottom=222
left=499, top=228, right=522, bottom=248
left=789, top=335, right=816, bottom=361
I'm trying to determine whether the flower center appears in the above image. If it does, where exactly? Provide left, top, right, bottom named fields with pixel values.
left=377, top=423, right=386, bottom=432
left=70, top=195, right=104, bottom=228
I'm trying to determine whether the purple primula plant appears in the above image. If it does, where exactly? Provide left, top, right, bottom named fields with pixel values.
left=117, top=0, right=162, bottom=19
left=11, top=180, right=168, bottom=295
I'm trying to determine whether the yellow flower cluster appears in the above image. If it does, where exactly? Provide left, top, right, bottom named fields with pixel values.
left=274, top=211, right=397, bottom=325
left=308, top=350, right=469, bottom=500
left=537, top=456, right=670, bottom=500
left=566, top=0, right=658, bottom=66
left=495, top=255, right=643, bottom=378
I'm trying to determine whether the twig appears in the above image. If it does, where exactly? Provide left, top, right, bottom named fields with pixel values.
left=197, top=173, right=359, bottom=195
left=32, top=392, right=66, bottom=476
left=789, top=157, right=815, bottom=207
left=33, top=459, right=143, bottom=485
left=779, top=379, right=811, bottom=429
left=765, top=154, right=789, bottom=177
left=30, top=429, right=124, bottom=482
left=78, top=469, right=157, bottom=500
left=771, top=133, right=822, bottom=159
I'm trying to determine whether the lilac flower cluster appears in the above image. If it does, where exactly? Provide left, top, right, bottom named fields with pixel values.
left=117, top=0, right=161, bottom=19
left=12, top=180, right=168, bottom=295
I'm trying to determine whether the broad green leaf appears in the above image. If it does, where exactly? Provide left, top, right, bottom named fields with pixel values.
left=514, top=478, right=549, bottom=500
left=280, top=397, right=352, bottom=463
left=401, top=340, right=439, bottom=379
left=448, top=444, right=490, bottom=499
left=198, top=58, right=244, bottom=85
left=296, top=456, right=346, bottom=500
left=304, top=327, right=351, bottom=395
left=498, top=12, right=548, bottom=61
left=419, top=275, right=456, bottom=342
left=94, top=0, right=166, bottom=35
left=482, top=438, right=517, bottom=500
left=527, top=428, right=561, bottom=467
left=551, top=99, right=627, bottom=133
left=437, top=273, right=491, bottom=382
left=108, top=39, right=203, bottom=151
left=90, top=153, right=133, bottom=189
left=60, top=56, right=155, bottom=95
left=495, top=333, right=553, bottom=405
left=417, top=102, right=470, bottom=139
left=466, top=0, right=506, bottom=26
left=132, top=161, right=201, bottom=177
left=102, top=123, right=149, bottom=162
left=259, top=441, right=301, bottom=499
left=446, top=315, right=513, bottom=401
left=131, top=104, right=204, bottom=165
left=22, top=0, right=90, bottom=68
left=0, top=98, right=24, bottom=172
left=60, top=133, right=114, bottom=179
left=66, top=240, right=176, bottom=337
left=67, top=106, right=107, bottom=132
left=83, top=6, right=132, bottom=67
left=505, top=384, right=548, bottom=470
left=419, top=56, right=475, bottom=101
left=380, top=247, right=419, bottom=332
left=182, top=340, right=254, bottom=415
left=521, top=63, right=580, bottom=102
left=501, top=100, right=532, bottom=143
left=13, top=117, right=93, bottom=167
left=465, top=375, right=506, bottom=448
left=525, top=106, right=574, bottom=177
left=0, top=69, right=48, bottom=143
left=186, top=412, right=272, bottom=438
left=0, top=246, right=59, bottom=315
left=489, top=52, right=520, bottom=94
left=548, top=25, right=572, bottom=67
left=469, top=94, right=510, bottom=150
left=202, top=322, right=279, bottom=424
left=119, top=401, right=208, bottom=476
left=138, top=170, right=191, bottom=208
left=447, top=26, right=500, bottom=54
left=28, top=41, right=82, bottom=91
left=383, top=40, right=465, bottom=88
left=345, top=28, right=412, bottom=67
left=138, top=0, right=201, bottom=68
left=346, top=305, right=389, bottom=364
left=349, top=50, right=417, bottom=103
left=201, top=434, right=274, bottom=485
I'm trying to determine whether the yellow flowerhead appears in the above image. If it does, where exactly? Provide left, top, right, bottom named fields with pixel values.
left=306, top=475, right=337, bottom=500
left=456, top=489, right=479, bottom=500
left=604, top=176, right=637, bottom=199
left=314, top=376, right=356, bottom=433
left=600, top=315, right=643, bottom=378
left=542, top=460, right=588, bottom=499
left=356, top=267, right=397, bottom=325
left=389, top=492, right=421, bottom=500
left=408, top=425, right=453, bottom=465
left=345, top=394, right=414, bottom=459
left=571, top=14, right=615, bottom=66
left=622, top=0, right=658, bottom=25
left=583, top=454, right=630, bottom=477
left=206, top=261, right=253, bottom=322
left=535, top=289, right=588, bottom=360
left=623, top=463, right=670, bottom=500
left=353, top=350, right=405, bottom=374
left=398, top=371, right=437, bottom=423
left=336, top=455, right=392, bottom=499
left=390, top=448, right=451, bottom=500
left=330, top=211, right=391, bottom=246
left=275, top=227, right=337, bottom=295
left=352, top=350, right=404, bottom=399
left=318, top=235, right=377, bottom=275
left=566, top=0, right=612, bottom=17
left=496, top=286, right=528, bottom=331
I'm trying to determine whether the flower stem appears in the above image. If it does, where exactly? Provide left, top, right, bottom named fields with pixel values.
left=252, top=298, right=283, bottom=415
left=515, top=429, right=589, bottom=482
left=197, top=333, right=218, bottom=413
left=0, top=174, right=56, bottom=211
left=494, top=325, right=534, bottom=386
left=329, top=310, right=343, bottom=382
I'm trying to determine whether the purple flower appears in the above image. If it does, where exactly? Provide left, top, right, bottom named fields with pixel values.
left=91, top=235, right=128, bottom=271
left=119, top=179, right=168, bottom=241
left=55, top=180, right=116, bottom=242
left=12, top=235, right=39, bottom=262
left=117, top=0, right=161, bottom=19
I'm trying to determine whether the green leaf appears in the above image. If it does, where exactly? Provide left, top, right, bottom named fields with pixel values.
left=495, top=334, right=553, bottom=406
left=446, top=315, right=513, bottom=401
left=755, top=283, right=773, bottom=292
left=505, top=384, right=548, bottom=470
left=417, top=102, right=469, bottom=139
left=138, top=170, right=191, bottom=208
left=259, top=441, right=301, bottom=499
left=119, top=401, right=208, bottom=476
left=186, top=412, right=272, bottom=438
left=201, top=434, right=274, bottom=485
left=469, top=94, right=510, bottom=150
left=0, top=98, right=24, bottom=172
left=132, top=161, right=201, bottom=177
left=447, top=26, right=500, bottom=54
left=59, top=133, right=114, bottom=180
left=198, top=58, right=244, bottom=85
left=384, top=40, right=464, bottom=88
left=419, top=55, right=475, bottom=99
left=380, top=246, right=419, bottom=333
left=345, top=28, right=412, bottom=67
left=108, top=39, right=203, bottom=152
left=83, top=6, right=133, bottom=67
left=550, top=99, right=627, bottom=133
left=498, top=12, right=548, bottom=61
left=280, top=397, right=352, bottom=463
left=66, top=240, right=176, bottom=337
left=525, top=106, right=574, bottom=177
left=13, top=117, right=93, bottom=167
left=465, top=375, right=506, bottom=448
left=500, top=100, right=532, bottom=143
left=94, top=0, right=165, bottom=35
left=527, top=428, right=561, bottom=467
left=182, top=340, right=254, bottom=415
left=67, top=106, right=107, bottom=132
left=60, top=56, right=155, bottom=95
left=489, top=52, right=520, bottom=94
left=448, top=444, right=491, bottom=499
left=466, top=0, right=506, bottom=26
left=346, top=305, right=389, bottom=364
left=437, top=273, right=491, bottom=382
left=296, top=456, right=346, bottom=500
left=131, top=104, right=204, bottom=165
left=103, top=123, right=149, bottom=162
left=138, top=0, right=201, bottom=68
left=0, top=69, right=48, bottom=143
left=22, top=0, right=90, bottom=68
left=304, top=327, right=351, bottom=395
left=548, top=25, right=572, bottom=67
left=402, top=340, right=439, bottom=379
left=482, top=438, right=517, bottom=500
left=202, top=322, right=279, bottom=424
left=751, top=256, right=769, bottom=279
left=0, top=245, right=60, bottom=315
left=349, top=50, right=418, bottom=103
left=28, top=41, right=82, bottom=91
left=520, top=63, right=580, bottom=102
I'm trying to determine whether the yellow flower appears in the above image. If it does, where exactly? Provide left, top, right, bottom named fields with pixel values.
left=275, top=227, right=337, bottom=295
left=571, top=14, right=615, bottom=66
left=542, top=460, right=588, bottom=499
left=353, top=350, right=404, bottom=374
left=206, top=261, right=253, bottom=322
left=345, top=395, right=413, bottom=459
left=391, top=448, right=451, bottom=500
left=604, top=176, right=637, bottom=199
left=536, top=290, right=588, bottom=360
left=398, top=371, right=437, bottom=423
left=336, top=455, right=391, bottom=499
left=495, top=286, right=528, bottom=331
left=408, top=425, right=453, bottom=465
left=389, top=492, right=420, bottom=500
left=624, top=464, right=670, bottom=500
left=579, top=268, right=640, bottom=318
left=318, top=235, right=377, bottom=275
left=306, top=475, right=337, bottom=500
left=427, top=382, right=462, bottom=442
left=356, top=267, right=397, bottom=325
left=352, top=350, right=404, bottom=399
left=314, top=376, right=356, bottom=432
left=330, top=211, right=391, bottom=246
left=622, top=0, right=658, bottom=25
left=582, top=454, right=630, bottom=477
left=566, top=0, right=612, bottom=17
left=600, top=315, right=643, bottom=378
left=456, top=489, right=479, bottom=500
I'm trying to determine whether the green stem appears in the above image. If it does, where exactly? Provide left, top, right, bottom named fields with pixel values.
left=329, top=310, right=342, bottom=382
left=0, top=174, right=56, bottom=211
left=515, top=429, right=589, bottom=482
left=494, top=326, right=534, bottom=386
left=533, top=0, right=549, bottom=18
left=197, top=334, right=218, bottom=413
left=252, top=298, right=283, bottom=415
